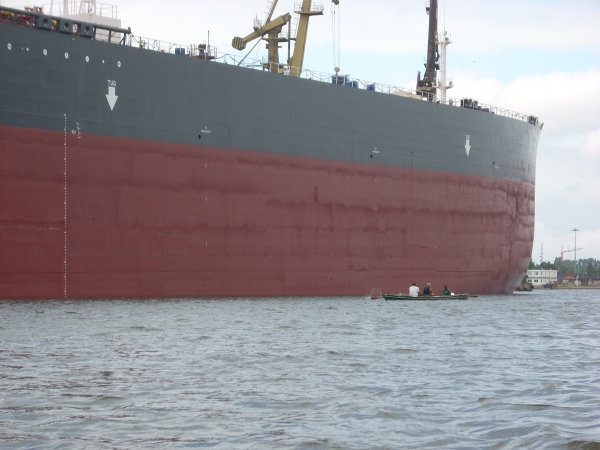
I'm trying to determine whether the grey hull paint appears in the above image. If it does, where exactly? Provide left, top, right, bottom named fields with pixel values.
left=0, top=23, right=539, bottom=186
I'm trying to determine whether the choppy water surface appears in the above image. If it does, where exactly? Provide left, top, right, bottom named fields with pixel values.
left=1, top=290, right=599, bottom=449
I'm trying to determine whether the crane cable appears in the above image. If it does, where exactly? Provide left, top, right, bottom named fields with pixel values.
left=338, top=3, right=341, bottom=69
left=237, top=38, right=263, bottom=67
left=331, top=1, right=340, bottom=70
left=331, top=2, right=336, bottom=68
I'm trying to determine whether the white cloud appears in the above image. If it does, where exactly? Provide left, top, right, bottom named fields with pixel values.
left=257, top=0, right=596, bottom=54
left=577, top=229, right=600, bottom=261
left=286, top=0, right=600, bottom=55
left=442, top=0, right=600, bottom=53
left=580, top=128, right=600, bottom=158
left=450, top=67, right=600, bottom=140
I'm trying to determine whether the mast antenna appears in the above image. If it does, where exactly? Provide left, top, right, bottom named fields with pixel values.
left=436, top=30, right=452, bottom=103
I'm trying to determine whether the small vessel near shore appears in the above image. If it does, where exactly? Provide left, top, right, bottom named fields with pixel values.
left=383, top=293, right=469, bottom=301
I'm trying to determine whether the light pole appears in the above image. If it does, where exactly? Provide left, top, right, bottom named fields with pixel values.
left=572, top=228, right=579, bottom=278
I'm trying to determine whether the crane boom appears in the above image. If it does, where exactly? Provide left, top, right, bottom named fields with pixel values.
left=232, top=13, right=291, bottom=51
left=288, top=0, right=324, bottom=77
left=265, top=0, right=279, bottom=23
left=560, top=246, right=583, bottom=264
left=233, top=0, right=324, bottom=76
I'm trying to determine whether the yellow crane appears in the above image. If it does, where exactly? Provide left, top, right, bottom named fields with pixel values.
left=288, top=0, right=324, bottom=77
left=232, top=0, right=291, bottom=73
left=232, top=0, right=326, bottom=77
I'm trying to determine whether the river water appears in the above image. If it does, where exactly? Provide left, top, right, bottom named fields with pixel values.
left=1, top=290, right=599, bottom=449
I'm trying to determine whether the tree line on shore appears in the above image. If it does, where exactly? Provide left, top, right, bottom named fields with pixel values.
left=528, top=258, right=600, bottom=275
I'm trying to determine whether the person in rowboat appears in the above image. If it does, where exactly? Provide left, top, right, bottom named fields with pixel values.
left=423, top=283, right=432, bottom=296
left=441, top=285, right=451, bottom=295
left=409, top=283, right=420, bottom=297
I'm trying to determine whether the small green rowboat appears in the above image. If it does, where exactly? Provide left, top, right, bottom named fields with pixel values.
left=383, top=293, right=469, bottom=301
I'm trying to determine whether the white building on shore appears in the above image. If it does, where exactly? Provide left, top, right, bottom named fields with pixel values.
left=526, top=270, right=558, bottom=286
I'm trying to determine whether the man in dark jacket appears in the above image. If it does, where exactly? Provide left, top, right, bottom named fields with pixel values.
left=423, top=283, right=432, bottom=296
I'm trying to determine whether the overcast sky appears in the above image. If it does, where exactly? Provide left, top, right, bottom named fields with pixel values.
left=7, top=0, right=600, bottom=263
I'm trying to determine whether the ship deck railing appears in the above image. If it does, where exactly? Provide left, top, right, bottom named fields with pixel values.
left=217, top=54, right=541, bottom=128
left=125, top=35, right=542, bottom=128
left=1, top=5, right=128, bottom=44
left=33, top=1, right=119, bottom=19
left=0, top=5, right=541, bottom=128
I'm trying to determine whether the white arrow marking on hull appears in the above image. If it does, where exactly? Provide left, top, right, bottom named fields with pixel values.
left=465, top=134, right=471, bottom=156
left=106, top=85, right=118, bottom=110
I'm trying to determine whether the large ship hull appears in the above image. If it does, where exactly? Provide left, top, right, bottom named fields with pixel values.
left=0, top=21, right=540, bottom=298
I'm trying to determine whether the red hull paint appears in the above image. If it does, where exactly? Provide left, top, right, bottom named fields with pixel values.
left=0, top=125, right=534, bottom=298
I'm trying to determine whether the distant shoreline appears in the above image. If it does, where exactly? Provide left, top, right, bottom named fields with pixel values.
left=554, top=285, right=600, bottom=290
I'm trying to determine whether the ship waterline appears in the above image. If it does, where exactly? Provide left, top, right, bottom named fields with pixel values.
left=0, top=13, right=540, bottom=298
